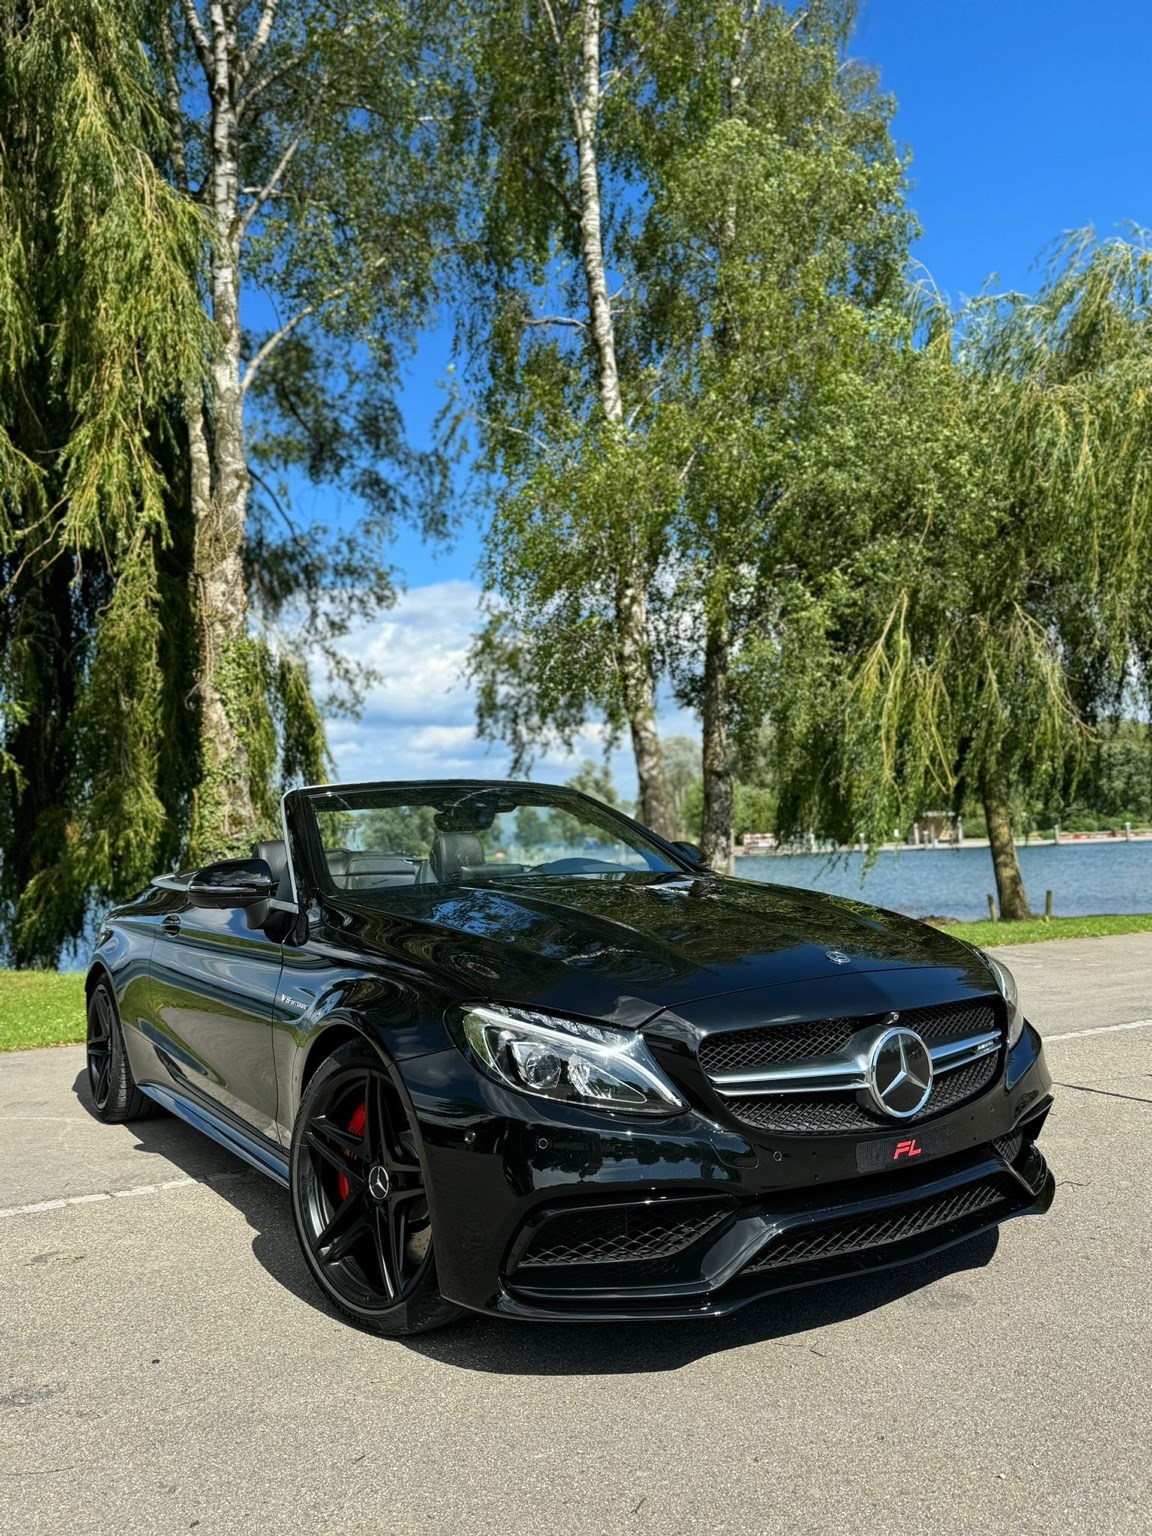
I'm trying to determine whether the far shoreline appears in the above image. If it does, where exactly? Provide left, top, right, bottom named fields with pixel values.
left=736, top=833, right=1152, bottom=857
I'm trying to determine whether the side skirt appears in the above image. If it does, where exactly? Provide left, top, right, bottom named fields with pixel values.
left=138, top=1083, right=290, bottom=1189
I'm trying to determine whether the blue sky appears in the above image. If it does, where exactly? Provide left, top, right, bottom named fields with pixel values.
left=315, top=0, right=1151, bottom=789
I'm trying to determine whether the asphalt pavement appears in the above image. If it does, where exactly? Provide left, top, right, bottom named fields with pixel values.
left=1, top=934, right=1150, bottom=1535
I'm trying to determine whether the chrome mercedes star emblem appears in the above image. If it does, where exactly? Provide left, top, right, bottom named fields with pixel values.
left=867, top=1027, right=934, bottom=1119
left=367, top=1164, right=391, bottom=1202
left=825, top=949, right=851, bottom=965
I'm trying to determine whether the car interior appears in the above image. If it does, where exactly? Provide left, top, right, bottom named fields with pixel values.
left=249, top=833, right=532, bottom=895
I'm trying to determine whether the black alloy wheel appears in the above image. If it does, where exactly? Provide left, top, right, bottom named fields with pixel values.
left=85, top=980, right=156, bottom=1123
left=289, top=1042, right=462, bottom=1335
left=86, top=987, right=114, bottom=1111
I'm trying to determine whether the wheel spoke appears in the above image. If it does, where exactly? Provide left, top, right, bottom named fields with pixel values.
left=319, top=1209, right=371, bottom=1266
left=366, top=1073, right=388, bottom=1163
left=390, top=1199, right=411, bottom=1290
left=309, top=1115, right=362, bottom=1156
left=96, top=994, right=114, bottom=1039
left=306, top=1128, right=365, bottom=1186
left=371, top=1207, right=396, bottom=1300
left=388, top=1183, right=425, bottom=1204
left=95, top=1057, right=110, bottom=1103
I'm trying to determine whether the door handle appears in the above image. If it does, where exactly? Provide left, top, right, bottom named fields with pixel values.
left=161, top=914, right=182, bottom=936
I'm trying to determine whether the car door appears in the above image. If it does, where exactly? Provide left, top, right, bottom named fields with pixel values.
left=147, top=900, right=284, bottom=1143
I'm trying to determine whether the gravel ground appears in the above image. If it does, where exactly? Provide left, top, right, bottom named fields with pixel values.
left=1, top=934, right=1149, bottom=1536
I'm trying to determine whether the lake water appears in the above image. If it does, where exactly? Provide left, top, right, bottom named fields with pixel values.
left=736, top=841, right=1152, bottom=921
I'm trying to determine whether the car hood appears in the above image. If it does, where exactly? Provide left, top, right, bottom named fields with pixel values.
left=337, top=872, right=992, bottom=1026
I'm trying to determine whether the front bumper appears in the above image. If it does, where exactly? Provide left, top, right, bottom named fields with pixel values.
left=404, top=1021, right=1054, bottom=1321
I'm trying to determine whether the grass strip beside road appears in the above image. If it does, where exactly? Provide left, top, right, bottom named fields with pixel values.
left=935, top=912, right=1152, bottom=947
left=2, top=911, right=1152, bottom=1052
left=0, top=970, right=86, bottom=1051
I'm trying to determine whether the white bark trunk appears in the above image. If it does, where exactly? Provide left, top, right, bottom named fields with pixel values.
left=565, top=0, right=673, bottom=838
left=188, top=1, right=258, bottom=853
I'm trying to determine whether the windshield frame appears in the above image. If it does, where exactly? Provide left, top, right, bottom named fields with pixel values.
left=285, top=779, right=694, bottom=902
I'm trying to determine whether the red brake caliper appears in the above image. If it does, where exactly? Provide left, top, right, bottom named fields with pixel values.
left=337, top=1101, right=366, bottom=1203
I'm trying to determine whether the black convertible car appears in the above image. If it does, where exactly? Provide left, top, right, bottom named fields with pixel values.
left=85, top=779, right=1054, bottom=1334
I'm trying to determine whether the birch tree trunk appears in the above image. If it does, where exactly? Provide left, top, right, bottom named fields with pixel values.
left=691, top=17, right=751, bottom=871
left=565, top=0, right=675, bottom=839
left=183, top=0, right=260, bottom=853
left=699, top=616, right=734, bottom=872
left=980, top=763, right=1032, bottom=920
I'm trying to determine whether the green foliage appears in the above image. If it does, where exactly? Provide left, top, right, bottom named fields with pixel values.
left=166, top=0, right=460, bottom=703
left=771, top=235, right=1152, bottom=893
left=465, top=1, right=915, bottom=814
left=0, top=0, right=460, bottom=958
left=565, top=759, right=626, bottom=811
left=733, top=782, right=777, bottom=841
left=0, top=0, right=209, bottom=965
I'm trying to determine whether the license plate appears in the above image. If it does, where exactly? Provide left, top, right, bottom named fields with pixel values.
left=856, top=1124, right=952, bottom=1173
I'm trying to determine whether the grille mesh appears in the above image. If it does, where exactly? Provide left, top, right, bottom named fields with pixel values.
left=725, top=1052, right=998, bottom=1135
left=700, top=999, right=1001, bottom=1136
left=699, top=1000, right=997, bottom=1077
left=516, top=1202, right=730, bottom=1269
left=744, top=1180, right=1006, bottom=1272
left=700, top=1018, right=857, bottom=1074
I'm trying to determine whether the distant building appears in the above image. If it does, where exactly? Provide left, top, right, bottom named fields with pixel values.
left=911, top=811, right=960, bottom=846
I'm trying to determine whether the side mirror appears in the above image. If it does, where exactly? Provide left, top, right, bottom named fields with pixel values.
left=188, top=858, right=276, bottom=910
left=673, top=840, right=708, bottom=869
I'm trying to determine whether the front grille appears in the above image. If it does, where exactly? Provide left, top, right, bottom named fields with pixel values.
left=516, top=1201, right=730, bottom=1269
left=744, top=1179, right=1007, bottom=1273
left=700, top=999, right=1001, bottom=1136
left=699, top=1000, right=997, bottom=1077
left=724, top=1051, right=998, bottom=1135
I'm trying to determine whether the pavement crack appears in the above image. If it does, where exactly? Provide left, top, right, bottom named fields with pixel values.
left=1053, top=1080, right=1152, bottom=1106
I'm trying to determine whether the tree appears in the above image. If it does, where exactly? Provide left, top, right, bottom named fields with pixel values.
left=565, top=758, right=624, bottom=810
left=0, top=0, right=208, bottom=964
left=771, top=234, right=1152, bottom=919
left=661, top=735, right=703, bottom=840
left=159, top=0, right=457, bottom=855
left=635, top=0, right=913, bottom=871
left=461, top=0, right=677, bottom=836
left=463, top=1, right=912, bottom=868
left=0, top=0, right=459, bottom=963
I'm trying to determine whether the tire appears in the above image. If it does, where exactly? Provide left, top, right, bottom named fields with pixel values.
left=86, top=979, right=157, bottom=1123
left=289, top=1041, right=463, bottom=1336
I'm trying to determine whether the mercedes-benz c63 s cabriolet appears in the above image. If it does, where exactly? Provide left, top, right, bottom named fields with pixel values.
left=84, top=780, right=1054, bottom=1334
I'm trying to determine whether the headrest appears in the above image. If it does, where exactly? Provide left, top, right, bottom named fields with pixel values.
left=430, top=831, right=485, bottom=883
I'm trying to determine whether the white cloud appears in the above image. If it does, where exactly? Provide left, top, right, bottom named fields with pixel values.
left=321, top=578, right=700, bottom=794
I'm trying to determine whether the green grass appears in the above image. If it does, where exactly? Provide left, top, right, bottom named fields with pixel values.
left=0, top=970, right=87, bottom=1051
left=3, top=912, right=1152, bottom=1050
left=936, top=912, right=1152, bottom=947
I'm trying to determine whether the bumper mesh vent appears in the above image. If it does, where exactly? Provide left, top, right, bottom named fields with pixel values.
left=516, top=1201, right=730, bottom=1269
left=745, top=1179, right=1007, bottom=1273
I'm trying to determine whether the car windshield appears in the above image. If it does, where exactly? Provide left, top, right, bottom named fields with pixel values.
left=300, top=783, right=681, bottom=894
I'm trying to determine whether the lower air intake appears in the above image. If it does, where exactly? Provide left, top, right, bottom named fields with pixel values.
left=516, top=1200, right=731, bottom=1269
left=744, top=1179, right=1007, bottom=1273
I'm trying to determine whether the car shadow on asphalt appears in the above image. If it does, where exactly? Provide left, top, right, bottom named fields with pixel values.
left=73, top=1069, right=1000, bottom=1377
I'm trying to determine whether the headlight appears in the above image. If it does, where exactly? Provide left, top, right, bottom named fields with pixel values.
left=459, top=1004, right=687, bottom=1116
left=983, top=952, right=1023, bottom=1046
